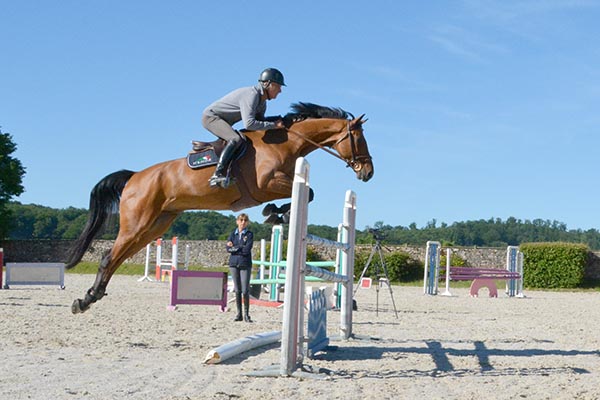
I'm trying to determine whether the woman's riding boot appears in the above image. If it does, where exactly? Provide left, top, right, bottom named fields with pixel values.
left=209, top=141, right=238, bottom=188
left=234, top=292, right=243, bottom=322
left=243, top=294, right=252, bottom=323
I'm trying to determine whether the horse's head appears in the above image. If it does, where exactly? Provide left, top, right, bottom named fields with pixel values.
left=333, top=114, right=374, bottom=182
left=284, top=102, right=374, bottom=182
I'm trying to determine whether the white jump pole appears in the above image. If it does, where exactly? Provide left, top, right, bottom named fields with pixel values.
left=279, top=157, right=355, bottom=376
left=171, top=237, right=178, bottom=270
left=138, top=243, right=155, bottom=282
left=339, top=190, right=356, bottom=338
left=440, top=248, right=453, bottom=296
left=280, top=157, right=310, bottom=376
left=155, top=238, right=163, bottom=281
left=203, top=331, right=282, bottom=364
left=259, top=239, right=267, bottom=280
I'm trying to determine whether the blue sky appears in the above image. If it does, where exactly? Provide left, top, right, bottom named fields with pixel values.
left=2, top=1, right=599, bottom=232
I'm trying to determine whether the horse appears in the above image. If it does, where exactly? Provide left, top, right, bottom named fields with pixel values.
left=66, top=102, right=374, bottom=314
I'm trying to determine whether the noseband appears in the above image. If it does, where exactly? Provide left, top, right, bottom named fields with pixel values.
left=333, top=121, right=372, bottom=171
left=286, top=121, right=372, bottom=171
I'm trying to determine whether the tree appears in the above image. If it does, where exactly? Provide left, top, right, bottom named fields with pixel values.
left=0, top=130, right=26, bottom=238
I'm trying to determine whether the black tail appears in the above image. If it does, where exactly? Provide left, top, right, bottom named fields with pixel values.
left=66, top=170, right=136, bottom=269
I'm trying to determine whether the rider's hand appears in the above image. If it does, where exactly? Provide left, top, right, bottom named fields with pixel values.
left=274, top=119, right=285, bottom=129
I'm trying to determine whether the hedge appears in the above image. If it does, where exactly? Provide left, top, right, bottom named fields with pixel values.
left=520, top=242, right=587, bottom=289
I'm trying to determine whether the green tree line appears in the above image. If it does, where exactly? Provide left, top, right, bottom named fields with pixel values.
left=0, top=129, right=26, bottom=238
left=5, top=202, right=600, bottom=250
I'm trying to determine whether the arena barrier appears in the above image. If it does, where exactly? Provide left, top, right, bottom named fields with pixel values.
left=3, top=262, right=66, bottom=289
left=167, top=270, right=228, bottom=311
left=424, top=241, right=524, bottom=297
left=279, top=157, right=356, bottom=376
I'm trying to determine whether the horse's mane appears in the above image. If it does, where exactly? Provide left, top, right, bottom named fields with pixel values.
left=284, top=102, right=354, bottom=124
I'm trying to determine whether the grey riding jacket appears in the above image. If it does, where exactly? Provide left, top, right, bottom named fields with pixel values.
left=203, top=84, right=277, bottom=131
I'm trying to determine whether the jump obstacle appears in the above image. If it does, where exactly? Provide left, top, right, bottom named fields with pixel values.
left=249, top=224, right=341, bottom=308
left=167, top=270, right=228, bottom=311
left=279, top=157, right=355, bottom=376
left=0, top=248, right=66, bottom=290
left=424, top=241, right=524, bottom=297
left=3, top=262, right=65, bottom=289
left=138, top=237, right=190, bottom=282
left=203, top=157, right=356, bottom=374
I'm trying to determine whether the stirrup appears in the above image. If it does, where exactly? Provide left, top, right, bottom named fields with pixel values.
left=209, top=175, right=230, bottom=188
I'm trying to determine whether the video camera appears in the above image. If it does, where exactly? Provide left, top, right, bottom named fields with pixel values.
left=368, top=228, right=385, bottom=241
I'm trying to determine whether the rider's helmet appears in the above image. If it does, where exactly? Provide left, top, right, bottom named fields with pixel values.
left=259, top=68, right=286, bottom=86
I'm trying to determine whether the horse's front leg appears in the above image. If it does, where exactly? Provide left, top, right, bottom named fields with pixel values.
left=259, top=172, right=314, bottom=224
left=71, top=252, right=111, bottom=314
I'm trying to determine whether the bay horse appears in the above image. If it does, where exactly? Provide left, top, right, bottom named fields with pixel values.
left=66, top=102, right=373, bottom=314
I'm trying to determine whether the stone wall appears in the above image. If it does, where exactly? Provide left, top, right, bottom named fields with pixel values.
left=0, top=239, right=236, bottom=267
left=1, top=239, right=599, bottom=279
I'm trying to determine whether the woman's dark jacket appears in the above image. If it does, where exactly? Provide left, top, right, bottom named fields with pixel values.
left=226, top=229, right=254, bottom=268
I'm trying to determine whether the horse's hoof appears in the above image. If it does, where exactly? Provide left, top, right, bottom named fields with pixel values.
left=71, top=299, right=88, bottom=314
left=262, top=203, right=277, bottom=216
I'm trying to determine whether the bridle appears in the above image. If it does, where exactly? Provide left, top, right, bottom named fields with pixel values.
left=285, top=120, right=372, bottom=171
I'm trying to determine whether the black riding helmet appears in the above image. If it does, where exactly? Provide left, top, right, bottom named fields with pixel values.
left=259, top=68, right=286, bottom=86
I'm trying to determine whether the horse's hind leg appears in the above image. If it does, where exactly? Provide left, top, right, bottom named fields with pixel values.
left=72, top=211, right=179, bottom=314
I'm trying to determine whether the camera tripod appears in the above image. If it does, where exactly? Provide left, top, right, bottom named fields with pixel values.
left=354, top=237, right=399, bottom=319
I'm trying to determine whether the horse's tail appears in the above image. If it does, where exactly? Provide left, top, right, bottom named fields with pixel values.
left=66, top=169, right=136, bottom=269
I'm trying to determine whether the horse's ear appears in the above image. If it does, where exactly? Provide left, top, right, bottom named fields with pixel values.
left=353, top=114, right=368, bottom=125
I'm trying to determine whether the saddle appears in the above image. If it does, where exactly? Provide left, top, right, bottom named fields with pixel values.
left=187, top=138, right=246, bottom=170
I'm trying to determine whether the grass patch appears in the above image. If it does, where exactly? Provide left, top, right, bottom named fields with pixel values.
left=65, top=265, right=600, bottom=291
left=66, top=262, right=229, bottom=275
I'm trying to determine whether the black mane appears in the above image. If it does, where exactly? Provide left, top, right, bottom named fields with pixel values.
left=284, top=102, right=353, bottom=123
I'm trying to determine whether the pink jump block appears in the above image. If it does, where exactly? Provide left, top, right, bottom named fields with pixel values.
left=469, top=278, right=498, bottom=297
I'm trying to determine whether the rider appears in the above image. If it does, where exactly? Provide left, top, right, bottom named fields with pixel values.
left=202, top=68, right=286, bottom=188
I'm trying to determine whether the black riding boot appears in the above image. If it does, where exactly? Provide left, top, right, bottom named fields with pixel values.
left=243, top=293, right=252, bottom=323
left=209, top=141, right=238, bottom=188
left=234, top=292, right=243, bottom=321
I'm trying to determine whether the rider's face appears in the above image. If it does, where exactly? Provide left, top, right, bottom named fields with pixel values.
left=266, top=82, right=282, bottom=100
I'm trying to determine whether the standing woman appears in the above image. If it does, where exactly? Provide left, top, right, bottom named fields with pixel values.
left=226, top=213, right=254, bottom=322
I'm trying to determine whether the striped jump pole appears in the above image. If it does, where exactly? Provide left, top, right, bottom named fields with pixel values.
left=506, top=246, right=525, bottom=297
left=423, top=241, right=441, bottom=295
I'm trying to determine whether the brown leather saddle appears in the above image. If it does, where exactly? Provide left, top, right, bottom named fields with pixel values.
left=191, top=139, right=227, bottom=154
left=187, top=140, right=221, bottom=169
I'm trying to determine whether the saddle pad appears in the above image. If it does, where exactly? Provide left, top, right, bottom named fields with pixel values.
left=187, top=149, right=218, bottom=169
